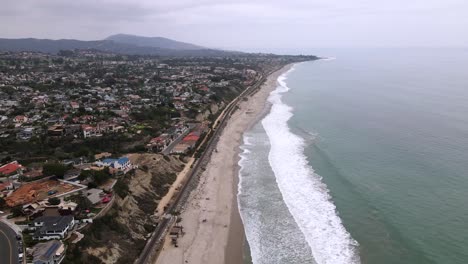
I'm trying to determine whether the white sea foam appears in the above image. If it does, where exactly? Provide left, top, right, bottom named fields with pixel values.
left=261, top=67, right=361, bottom=264
left=320, top=57, right=337, bottom=61
left=237, top=135, right=263, bottom=263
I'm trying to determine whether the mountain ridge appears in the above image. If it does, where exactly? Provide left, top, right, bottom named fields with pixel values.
left=0, top=34, right=237, bottom=56
left=106, top=34, right=205, bottom=50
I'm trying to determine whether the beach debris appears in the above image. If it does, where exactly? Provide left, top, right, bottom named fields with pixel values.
left=202, top=219, right=207, bottom=223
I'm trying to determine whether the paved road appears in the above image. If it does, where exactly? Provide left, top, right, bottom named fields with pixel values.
left=0, top=221, right=19, bottom=264
left=161, top=124, right=197, bottom=155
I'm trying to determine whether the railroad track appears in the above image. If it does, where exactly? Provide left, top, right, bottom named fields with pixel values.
left=135, top=66, right=281, bottom=264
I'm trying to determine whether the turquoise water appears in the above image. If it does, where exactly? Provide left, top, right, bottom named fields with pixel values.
left=285, top=49, right=468, bottom=264
left=239, top=48, right=468, bottom=264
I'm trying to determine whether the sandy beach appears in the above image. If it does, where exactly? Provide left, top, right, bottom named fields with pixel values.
left=155, top=65, right=292, bottom=264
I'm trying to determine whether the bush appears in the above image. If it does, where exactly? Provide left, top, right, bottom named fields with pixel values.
left=87, top=182, right=98, bottom=189
left=48, top=197, right=61, bottom=205
left=79, top=168, right=111, bottom=186
left=11, top=206, right=24, bottom=217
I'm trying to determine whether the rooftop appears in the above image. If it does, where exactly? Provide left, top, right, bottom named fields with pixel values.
left=33, top=215, right=74, bottom=236
left=0, top=161, right=22, bottom=175
left=32, top=240, right=64, bottom=263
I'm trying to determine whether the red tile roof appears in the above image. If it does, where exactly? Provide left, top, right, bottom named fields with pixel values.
left=0, top=161, right=23, bottom=176
left=183, top=135, right=199, bottom=142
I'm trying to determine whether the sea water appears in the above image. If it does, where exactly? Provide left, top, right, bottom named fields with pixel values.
left=238, top=48, right=468, bottom=264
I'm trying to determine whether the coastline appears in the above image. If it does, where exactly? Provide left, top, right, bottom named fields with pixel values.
left=155, top=64, right=294, bottom=264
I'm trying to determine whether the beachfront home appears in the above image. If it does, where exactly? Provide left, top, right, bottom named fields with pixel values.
left=31, top=215, right=75, bottom=241
left=95, top=157, right=133, bottom=174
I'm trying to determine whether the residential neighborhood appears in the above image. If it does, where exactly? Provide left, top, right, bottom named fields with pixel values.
left=0, top=49, right=314, bottom=263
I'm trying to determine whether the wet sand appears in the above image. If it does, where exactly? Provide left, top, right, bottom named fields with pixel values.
left=155, top=65, right=293, bottom=264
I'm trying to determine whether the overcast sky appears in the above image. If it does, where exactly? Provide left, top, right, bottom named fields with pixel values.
left=1, top=0, right=467, bottom=52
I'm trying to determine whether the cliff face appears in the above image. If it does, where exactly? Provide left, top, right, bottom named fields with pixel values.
left=196, top=101, right=225, bottom=122
left=67, top=154, right=185, bottom=264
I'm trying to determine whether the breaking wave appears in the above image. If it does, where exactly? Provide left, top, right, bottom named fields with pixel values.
left=261, top=66, right=361, bottom=264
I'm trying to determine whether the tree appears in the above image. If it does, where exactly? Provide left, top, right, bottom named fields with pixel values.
left=73, top=194, right=92, bottom=211
left=43, top=163, right=68, bottom=178
left=0, top=197, right=5, bottom=209
left=11, top=206, right=23, bottom=217
left=48, top=197, right=61, bottom=205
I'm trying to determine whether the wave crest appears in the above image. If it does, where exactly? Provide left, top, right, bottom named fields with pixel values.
left=261, top=66, right=361, bottom=264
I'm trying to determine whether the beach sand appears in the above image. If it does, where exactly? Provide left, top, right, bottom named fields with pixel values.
left=155, top=65, right=292, bottom=264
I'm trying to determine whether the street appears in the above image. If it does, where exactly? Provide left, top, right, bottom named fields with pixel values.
left=0, top=221, right=19, bottom=264
left=161, top=124, right=196, bottom=155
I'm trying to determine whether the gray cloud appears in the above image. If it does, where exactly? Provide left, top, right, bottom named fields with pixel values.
left=1, top=0, right=467, bottom=52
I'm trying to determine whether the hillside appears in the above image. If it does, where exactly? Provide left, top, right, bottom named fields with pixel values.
left=0, top=36, right=237, bottom=56
left=65, top=154, right=186, bottom=264
left=106, top=34, right=204, bottom=50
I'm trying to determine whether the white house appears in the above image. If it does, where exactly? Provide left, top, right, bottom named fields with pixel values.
left=30, top=216, right=75, bottom=241
left=95, top=157, right=132, bottom=174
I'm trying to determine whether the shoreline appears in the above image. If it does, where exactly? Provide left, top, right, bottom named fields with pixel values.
left=155, top=64, right=294, bottom=264
left=226, top=64, right=294, bottom=264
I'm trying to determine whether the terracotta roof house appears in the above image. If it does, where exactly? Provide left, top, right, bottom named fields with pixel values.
left=0, top=161, right=24, bottom=177
left=13, top=115, right=28, bottom=123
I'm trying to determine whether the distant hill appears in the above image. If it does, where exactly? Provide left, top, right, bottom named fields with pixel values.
left=106, top=34, right=204, bottom=50
left=0, top=36, right=237, bottom=56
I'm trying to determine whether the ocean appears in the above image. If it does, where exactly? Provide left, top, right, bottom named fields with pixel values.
left=238, top=48, right=468, bottom=264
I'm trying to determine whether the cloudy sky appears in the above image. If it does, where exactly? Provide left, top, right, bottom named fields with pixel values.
left=1, top=0, right=467, bottom=52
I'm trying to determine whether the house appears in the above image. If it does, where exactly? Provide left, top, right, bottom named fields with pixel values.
left=16, top=127, right=35, bottom=140
left=0, top=181, right=13, bottom=192
left=32, top=240, right=66, bottom=264
left=174, top=101, right=185, bottom=110
left=30, top=215, right=75, bottom=240
left=47, top=125, right=65, bottom=137
left=70, top=101, right=79, bottom=110
left=82, top=125, right=102, bottom=138
left=86, top=188, right=104, bottom=205
left=147, top=134, right=171, bottom=152
left=0, top=161, right=24, bottom=177
left=13, top=115, right=28, bottom=123
left=22, top=203, right=44, bottom=216
left=95, top=157, right=132, bottom=174
left=58, top=201, right=77, bottom=212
